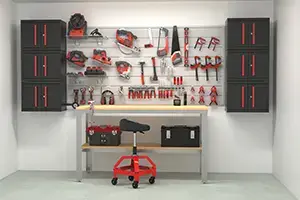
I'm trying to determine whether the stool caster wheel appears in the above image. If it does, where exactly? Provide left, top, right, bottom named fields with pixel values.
left=132, top=181, right=139, bottom=189
left=111, top=178, right=118, bottom=185
left=149, top=176, right=155, bottom=184
left=128, top=176, right=134, bottom=181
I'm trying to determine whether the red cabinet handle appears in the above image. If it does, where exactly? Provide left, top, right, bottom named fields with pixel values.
left=252, top=23, right=256, bottom=44
left=241, top=86, right=245, bottom=108
left=43, top=24, right=47, bottom=46
left=33, top=24, right=37, bottom=46
left=242, top=23, right=245, bottom=45
left=43, top=86, right=48, bottom=107
left=34, top=86, right=38, bottom=107
left=43, top=56, right=47, bottom=76
left=241, top=55, right=245, bottom=76
left=252, top=86, right=255, bottom=108
left=252, top=54, right=256, bottom=76
left=34, top=56, right=37, bottom=76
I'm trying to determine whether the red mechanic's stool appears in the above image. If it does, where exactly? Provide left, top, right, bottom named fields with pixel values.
left=111, top=119, right=157, bottom=189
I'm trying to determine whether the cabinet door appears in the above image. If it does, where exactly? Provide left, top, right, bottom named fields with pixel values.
left=41, top=22, right=64, bottom=50
left=248, top=51, right=269, bottom=80
left=22, top=83, right=40, bottom=111
left=226, top=83, right=247, bottom=112
left=22, top=53, right=40, bottom=80
left=21, top=22, right=41, bottom=49
left=226, top=52, right=248, bottom=80
left=40, top=53, right=65, bottom=79
left=247, top=84, right=269, bottom=112
left=249, top=19, right=269, bottom=49
left=226, top=19, right=250, bottom=49
left=40, top=83, right=62, bottom=111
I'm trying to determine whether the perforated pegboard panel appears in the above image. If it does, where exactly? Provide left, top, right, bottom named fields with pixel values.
left=66, top=26, right=224, bottom=107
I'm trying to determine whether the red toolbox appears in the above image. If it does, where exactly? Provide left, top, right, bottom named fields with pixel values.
left=86, top=125, right=121, bottom=146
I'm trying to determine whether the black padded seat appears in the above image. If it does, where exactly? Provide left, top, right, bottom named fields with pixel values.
left=119, top=119, right=150, bottom=133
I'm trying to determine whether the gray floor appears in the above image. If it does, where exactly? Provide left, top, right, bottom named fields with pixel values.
left=0, top=171, right=296, bottom=200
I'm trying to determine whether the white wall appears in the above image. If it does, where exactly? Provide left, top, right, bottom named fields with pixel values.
left=273, top=0, right=300, bottom=199
left=16, top=1, right=274, bottom=173
left=0, top=0, right=18, bottom=180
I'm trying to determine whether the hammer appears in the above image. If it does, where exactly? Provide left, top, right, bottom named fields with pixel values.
left=150, top=57, right=158, bottom=82
left=139, top=61, right=145, bottom=85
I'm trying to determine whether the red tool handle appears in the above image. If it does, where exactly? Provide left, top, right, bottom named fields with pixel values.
left=141, top=76, right=145, bottom=85
left=252, top=86, right=255, bottom=108
left=170, top=89, right=173, bottom=97
left=184, top=27, right=189, bottom=67
left=252, top=23, right=256, bottom=44
left=43, top=56, right=47, bottom=76
left=241, top=55, right=245, bottom=77
left=153, top=90, right=156, bottom=98
left=34, top=86, right=38, bottom=107
left=34, top=56, right=37, bottom=76
left=241, top=86, right=245, bottom=108
left=173, top=77, right=176, bottom=85
left=43, top=24, right=47, bottom=46
left=242, top=23, right=245, bottom=45
left=43, top=86, right=48, bottom=107
left=34, top=24, right=37, bottom=46
left=180, top=76, right=183, bottom=85
left=252, top=54, right=256, bottom=76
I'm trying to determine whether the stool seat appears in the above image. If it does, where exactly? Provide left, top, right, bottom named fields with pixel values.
left=120, top=119, right=150, bottom=133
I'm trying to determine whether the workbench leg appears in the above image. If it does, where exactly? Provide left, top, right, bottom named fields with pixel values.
left=86, top=150, right=92, bottom=173
left=201, top=113, right=208, bottom=184
left=76, top=112, right=83, bottom=182
left=85, top=114, right=92, bottom=174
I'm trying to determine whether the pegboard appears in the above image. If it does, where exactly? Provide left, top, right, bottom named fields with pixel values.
left=66, top=26, right=224, bottom=107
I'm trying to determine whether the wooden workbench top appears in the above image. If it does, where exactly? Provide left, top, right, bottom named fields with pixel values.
left=76, top=105, right=208, bottom=111
left=82, top=143, right=202, bottom=151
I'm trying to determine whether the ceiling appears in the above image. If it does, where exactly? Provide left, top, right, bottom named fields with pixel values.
left=13, top=0, right=272, bottom=3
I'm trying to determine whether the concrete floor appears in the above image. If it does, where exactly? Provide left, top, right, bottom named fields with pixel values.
left=0, top=171, right=296, bottom=200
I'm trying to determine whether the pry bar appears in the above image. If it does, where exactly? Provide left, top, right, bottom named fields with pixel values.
left=184, top=27, right=189, bottom=67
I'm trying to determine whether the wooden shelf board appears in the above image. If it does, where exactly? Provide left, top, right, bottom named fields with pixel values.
left=82, top=143, right=202, bottom=151
left=76, top=104, right=208, bottom=111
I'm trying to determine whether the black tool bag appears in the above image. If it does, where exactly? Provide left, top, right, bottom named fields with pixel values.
left=161, top=125, right=200, bottom=147
left=86, top=125, right=121, bottom=146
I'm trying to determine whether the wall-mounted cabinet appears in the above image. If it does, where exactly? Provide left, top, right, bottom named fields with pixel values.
left=21, top=20, right=67, bottom=112
left=21, top=20, right=66, bottom=51
left=225, top=18, right=270, bottom=113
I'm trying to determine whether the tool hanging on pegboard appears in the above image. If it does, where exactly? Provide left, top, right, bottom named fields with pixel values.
left=80, top=88, right=86, bottom=105
left=194, top=37, right=206, bottom=51
left=190, top=56, right=201, bottom=81
left=85, top=66, right=106, bottom=76
left=139, top=61, right=146, bottom=85
left=66, top=50, right=88, bottom=67
left=115, top=61, right=132, bottom=79
left=144, top=28, right=154, bottom=48
left=211, top=56, right=222, bottom=81
left=199, top=86, right=205, bottom=95
left=208, top=37, right=220, bottom=51
left=210, top=86, right=218, bottom=96
left=92, top=49, right=112, bottom=66
left=203, top=56, right=212, bottom=81
left=88, top=86, right=94, bottom=102
left=150, top=57, right=158, bottom=82
left=101, top=90, right=115, bottom=105
left=115, top=29, right=141, bottom=55
left=67, top=13, right=87, bottom=37
left=184, top=27, right=189, bottom=67
left=171, top=26, right=182, bottom=65
left=157, top=27, right=169, bottom=57
left=209, top=95, right=218, bottom=105
left=199, top=96, right=205, bottom=105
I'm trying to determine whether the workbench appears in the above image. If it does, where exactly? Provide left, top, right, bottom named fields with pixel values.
left=75, top=105, right=208, bottom=183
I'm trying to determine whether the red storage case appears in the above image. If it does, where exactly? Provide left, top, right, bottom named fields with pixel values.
left=86, top=125, right=121, bottom=146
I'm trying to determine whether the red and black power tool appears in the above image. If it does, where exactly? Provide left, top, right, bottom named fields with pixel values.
left=66, top=50, right=88, bottom=67
left=116, top=29, right=141, bottom=55
left=115, top=61, right=132, bottom=79
left=92, top=49, right=112, bottom=66
left=68, top=13, right=87, bottom=37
